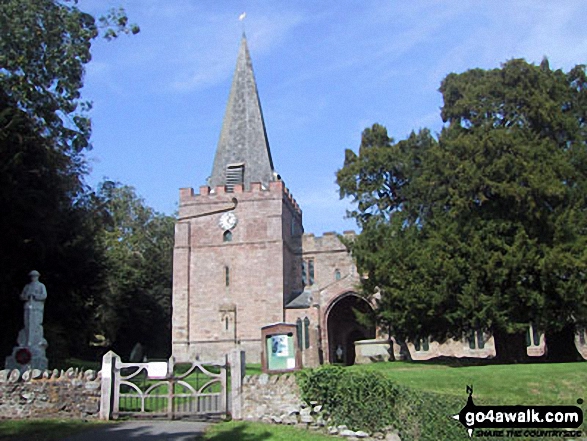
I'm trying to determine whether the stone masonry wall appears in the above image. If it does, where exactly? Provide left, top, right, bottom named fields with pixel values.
left=240, top=373, right=402, bottom=441
left=241, top=373, right=303, bottom=422
left=172, top=180, right=302, bottom=364
left=0, top=368, right=101, bottom=419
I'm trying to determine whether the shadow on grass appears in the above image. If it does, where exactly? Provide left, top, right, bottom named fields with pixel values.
left=200, top=422, right=272, bottom=441
left=0, top=419, right=104, bottom=441
left=60, top=420, right=212, bottom=441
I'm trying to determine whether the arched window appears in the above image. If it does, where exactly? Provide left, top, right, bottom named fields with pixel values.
left=304, top=317, right=310, bottom=349
left=296, top=318, right=303, bottom=349
left=526, top=324, right=540, bottom=347
left=223, top=230, right=232, bottom=242
left=468, top=330, right=485, bottom=349
left=308, top=260, right=315, bottom=285
left=415, top=337, right=429, bottom=352
left=334, top=269, right=341, bottom=281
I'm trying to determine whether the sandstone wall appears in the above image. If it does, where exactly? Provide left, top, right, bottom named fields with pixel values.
left=172, top=181, right=302, bottom=364
left=0, top=368, right=101, bottom=419
left=241, top=373, right=303, bottom=422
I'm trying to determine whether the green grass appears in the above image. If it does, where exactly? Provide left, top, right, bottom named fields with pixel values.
left=245, top=364, right=263, bottom=376
left=201, top=421, right=333, bottom=441
left=348, top=360, right=587, bottom=404
left=0, top=419, right=108, bottom=441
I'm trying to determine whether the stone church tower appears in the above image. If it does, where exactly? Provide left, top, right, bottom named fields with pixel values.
left=172, top=35, right=587, bottom=366
left=172, top=35, right=305, bottom=363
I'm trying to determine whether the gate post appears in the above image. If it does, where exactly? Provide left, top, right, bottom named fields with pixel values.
left=229, top=350, right=246, bottom=420
left=99, top=350, right=119, bottom=420
left=167, top=356, right=175, bottom=419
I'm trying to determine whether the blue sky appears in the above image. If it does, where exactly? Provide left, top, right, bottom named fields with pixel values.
left=80, top=0, right=587, bottom=235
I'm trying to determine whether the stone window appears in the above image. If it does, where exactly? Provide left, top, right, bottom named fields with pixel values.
left=221, top=313, right=234, bottom=335
left=219, top=304, right=236, bottom=336
left=334, top=269, right=341, bottom=281
left=223, top=230, right=232, bottom=242
left=304, top=317, right=310, bottom=349
left=225, top=266, right=230, bottom=287
left=414, top=337, right=429, bottom=352
left=308, top=259, right=315, bottom=285
left=526, top=324, right=540, bottom=347
left=468, top=330, right=485, bottom=349
left=302, top=259, right=315, bottom=286
left=296, top=318, right=303, bottom=350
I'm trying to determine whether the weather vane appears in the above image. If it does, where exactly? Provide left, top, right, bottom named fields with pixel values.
left=239, top=12, right=246, bottom=33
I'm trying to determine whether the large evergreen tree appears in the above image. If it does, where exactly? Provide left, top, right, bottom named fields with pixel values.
left=337, top=59, right=587, bottom=362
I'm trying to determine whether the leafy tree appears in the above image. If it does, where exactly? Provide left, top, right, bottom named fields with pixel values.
left=0, top=92, right=105, bottom=361
left=95, top=182, right=174, bottom=359
left=338, top=59, right=587, bottom=362
left=0, top=0, right=138, bottom=362
left=0, top=0, right=139, bottom=152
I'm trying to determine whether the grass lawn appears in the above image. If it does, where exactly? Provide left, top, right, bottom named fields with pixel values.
left=349, top=360, right=587, bottom=404
left=201, top=421, right=333, bottom=441
left=0, top=419, right=108, bottom=441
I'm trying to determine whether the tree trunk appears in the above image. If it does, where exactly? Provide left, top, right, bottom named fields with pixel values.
left=492, top=328, right=529, bottom=363
left=545, top=324, right=582, bottom=362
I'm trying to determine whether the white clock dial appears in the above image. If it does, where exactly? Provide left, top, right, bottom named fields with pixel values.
left=219, top=212, right=237, bottom=230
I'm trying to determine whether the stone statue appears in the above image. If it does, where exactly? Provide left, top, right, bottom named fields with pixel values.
left=19, top=270, right=47, bottom=346
left=5, top=270, right=49, bottom=371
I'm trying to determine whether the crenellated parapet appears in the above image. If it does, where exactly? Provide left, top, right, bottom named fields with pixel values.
left=178, top=180, right=302, bottom=219
left=302, top=230, right=355, bottom=253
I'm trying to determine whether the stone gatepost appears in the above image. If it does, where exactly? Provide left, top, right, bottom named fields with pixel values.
left=229, top=350, right=246, bottom=420
left=99, top=350, right=120, bottom=420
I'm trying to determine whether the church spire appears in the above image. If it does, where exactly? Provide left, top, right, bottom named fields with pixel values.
left=209, top=34, right=275, bottom=191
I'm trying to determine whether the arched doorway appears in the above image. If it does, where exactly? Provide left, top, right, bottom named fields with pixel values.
left=326, top=294, right=375, bottom=365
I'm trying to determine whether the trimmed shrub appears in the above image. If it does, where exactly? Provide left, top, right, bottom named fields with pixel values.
left=297, top=365, right=467, bottom=440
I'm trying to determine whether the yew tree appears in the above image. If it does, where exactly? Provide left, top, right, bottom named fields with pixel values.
left=338, top=59, right=587, bottom=361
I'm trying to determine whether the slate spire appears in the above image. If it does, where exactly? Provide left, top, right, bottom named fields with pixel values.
left=209, top=34, right=275, bottom=191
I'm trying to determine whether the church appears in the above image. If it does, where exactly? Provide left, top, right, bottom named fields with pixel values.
left=171, top=35, right=587, bottom=366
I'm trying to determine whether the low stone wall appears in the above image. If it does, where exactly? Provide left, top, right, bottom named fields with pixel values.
left=0, top=368, right=101, bottom=419
left=241, top=373, right=303, bottom=421
left=240, top=373, right=401, bottom=440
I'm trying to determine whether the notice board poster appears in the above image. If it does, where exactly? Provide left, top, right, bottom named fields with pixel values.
left=266, top=332, right=296, bottom=371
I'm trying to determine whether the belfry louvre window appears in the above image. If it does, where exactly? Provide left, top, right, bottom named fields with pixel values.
left=226, top=163, right=244, bottom=192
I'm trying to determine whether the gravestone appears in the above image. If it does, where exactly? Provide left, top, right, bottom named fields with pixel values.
left=5, top=270, right=49, bottom=371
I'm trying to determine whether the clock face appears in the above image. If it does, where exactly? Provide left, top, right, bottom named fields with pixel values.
left=219, top=212, right=237, bottom=230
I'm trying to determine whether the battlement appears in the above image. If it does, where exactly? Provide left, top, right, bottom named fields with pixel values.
left=179, top=180, right=301, bottom=215
left=302, top=230, right=355, bottom=252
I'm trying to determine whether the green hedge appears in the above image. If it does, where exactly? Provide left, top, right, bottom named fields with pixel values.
left=296, top=365, right=472, bottom=441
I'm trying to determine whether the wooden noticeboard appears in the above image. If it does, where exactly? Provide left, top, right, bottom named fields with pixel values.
left=261, top=323, right=302, bottom=373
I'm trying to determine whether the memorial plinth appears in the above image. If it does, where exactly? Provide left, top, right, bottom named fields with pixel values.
left=5, top=270, right=49, bottom=371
